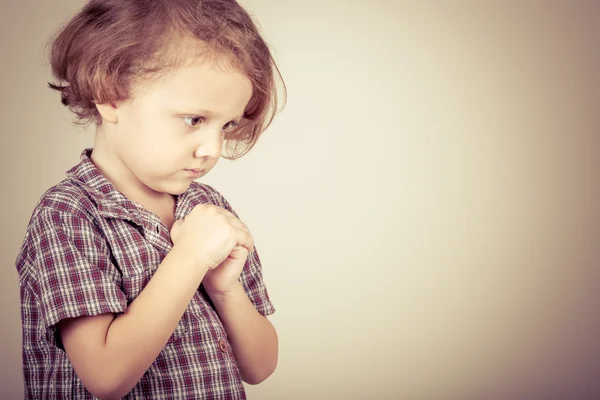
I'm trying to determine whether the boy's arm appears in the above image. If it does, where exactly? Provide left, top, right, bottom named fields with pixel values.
left=58, top=244, right=207, bottom=400
left=201, top=185, right=278, bottom=383
left=39, top=202, right=252, bottom=399
left=209, top=282, right=278, bottom=384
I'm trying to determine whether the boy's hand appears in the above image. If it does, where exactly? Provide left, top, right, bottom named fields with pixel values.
left=202, top=245, right=249, bottom=297
left=170, top=204, right=254, bottom=271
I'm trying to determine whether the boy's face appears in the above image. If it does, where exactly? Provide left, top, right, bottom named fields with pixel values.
left=102, top=60, right=253, bottom=196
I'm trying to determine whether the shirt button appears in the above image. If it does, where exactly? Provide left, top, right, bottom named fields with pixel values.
left=219, top=339, right=228, bottom=353
left=155, top=225, right=160, bottom=233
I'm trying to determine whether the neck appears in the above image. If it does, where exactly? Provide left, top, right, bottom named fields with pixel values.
left=91, top=127, right=174, bottom=209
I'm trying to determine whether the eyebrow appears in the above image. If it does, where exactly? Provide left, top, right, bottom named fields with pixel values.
left=178, top=107, right=244, bottom=121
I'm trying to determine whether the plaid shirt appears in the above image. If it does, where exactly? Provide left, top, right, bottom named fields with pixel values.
left=16, top=149, right=275, bottom=399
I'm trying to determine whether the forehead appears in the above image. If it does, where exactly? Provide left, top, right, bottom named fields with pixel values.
left=131, top=59, right=253, bottom=114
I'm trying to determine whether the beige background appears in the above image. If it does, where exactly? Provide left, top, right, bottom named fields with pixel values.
left=2, top=1, right=600, bottom=399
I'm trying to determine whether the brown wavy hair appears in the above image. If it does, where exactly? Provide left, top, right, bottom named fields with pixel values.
left=47, top=0, right=286, bottom=159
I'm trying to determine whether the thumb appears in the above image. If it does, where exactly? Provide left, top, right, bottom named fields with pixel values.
left=228, top=245, right=249, bottom=261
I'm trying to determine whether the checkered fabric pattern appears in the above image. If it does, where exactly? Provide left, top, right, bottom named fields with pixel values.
left=16, top=149, right=275, bottom=399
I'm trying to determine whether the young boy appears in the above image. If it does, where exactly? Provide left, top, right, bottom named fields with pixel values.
left=15, top=1, right=285, bottom=398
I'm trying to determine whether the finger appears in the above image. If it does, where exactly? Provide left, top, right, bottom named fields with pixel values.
left=209, top=205, right=242, bottom=221
left=199, top=204, right=248, bottom=227
left=202, top=203, right=233, bottom=216
left=207, top=206, right=250, bottom=233
left=191, top=203, right=227, bottom=217
left=228, top=217, right=250, bottom=234
left=234, top=229, right=254, bottom=252
left=228, top=246, right=249, bottom=261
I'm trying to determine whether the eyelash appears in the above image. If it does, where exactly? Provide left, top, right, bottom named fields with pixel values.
left=181, top=116, right=239, bottom=133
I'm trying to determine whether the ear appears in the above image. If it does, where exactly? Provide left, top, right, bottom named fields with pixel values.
left=95, top=102, right=119, bottom=124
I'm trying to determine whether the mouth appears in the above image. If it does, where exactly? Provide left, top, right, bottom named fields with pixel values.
left=184, top=168, right=204, bottom=178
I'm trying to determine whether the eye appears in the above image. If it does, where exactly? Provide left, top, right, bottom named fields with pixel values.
left=223, top=120, right=240, bottom=133
left=181, top=116, right=204, bottom=128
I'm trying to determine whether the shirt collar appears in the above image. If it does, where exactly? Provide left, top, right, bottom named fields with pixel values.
left=65, top=148, right=144, bottom=224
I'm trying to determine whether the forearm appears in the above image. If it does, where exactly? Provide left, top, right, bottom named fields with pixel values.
left=208, top=282, right=278, bottom=384
left=100, top=245, right=207, bottom=397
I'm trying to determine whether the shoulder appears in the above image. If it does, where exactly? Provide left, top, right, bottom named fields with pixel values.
left=16, top=180, right=104, bottom=273
left=33, top=179, right=97, bottom=220
left=23, top=179, right=105, bottom=243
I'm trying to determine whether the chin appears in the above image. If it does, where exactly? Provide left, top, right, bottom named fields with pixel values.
left=156, top=180, right=192, bottom=196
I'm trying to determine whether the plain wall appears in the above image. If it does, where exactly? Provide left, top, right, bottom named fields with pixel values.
left=2, top=1, right=599, bottom=399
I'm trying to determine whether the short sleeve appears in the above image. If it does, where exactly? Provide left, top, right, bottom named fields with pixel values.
left=241, top=246, right=276, bottom=316
left=203, top=185, right=275, bottom=316
left=29, top=208, right=127, bottom=345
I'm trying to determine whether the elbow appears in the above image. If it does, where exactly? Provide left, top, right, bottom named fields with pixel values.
left=80, top=369, right=132, bottom=400
left=242, top=371, right=272, bottom=386
left=96, top=385, right=130, bottom=400
left=94, top=391, right=123, bottom=400
left=242, top=322, right=279, bottom=385
left=242, top=357, right=278, bottom=385
left=87, top=383, right=129, bottom=400
left=84, top=385, right=120, bottom=400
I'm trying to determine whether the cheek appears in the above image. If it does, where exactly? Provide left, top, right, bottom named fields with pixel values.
left=122, top=129, right=173, bottom=171
left=131, top=116, right=173, bottom=151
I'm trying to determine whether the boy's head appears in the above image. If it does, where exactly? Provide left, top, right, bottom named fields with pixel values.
left=48, top=0, right=284, bottom=161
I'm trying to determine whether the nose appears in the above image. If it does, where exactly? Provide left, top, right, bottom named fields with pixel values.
left=194, top=131, right=223, bottom=159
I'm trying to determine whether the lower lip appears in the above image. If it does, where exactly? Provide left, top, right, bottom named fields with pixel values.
left=184, top=169, right=204, bottom=178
